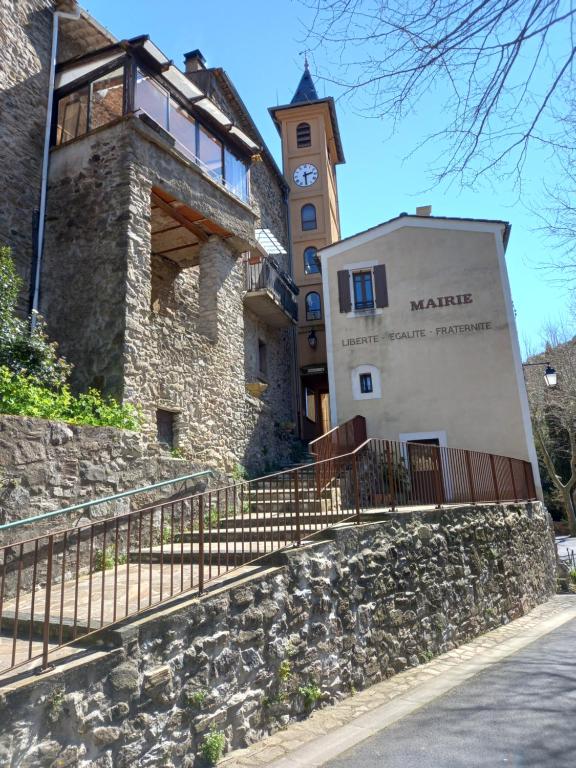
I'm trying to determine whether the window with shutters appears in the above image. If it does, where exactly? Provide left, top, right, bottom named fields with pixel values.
left=301, top=204, right=317, bottom=231
left=296, top=122, right=311, bottom=147
left=352, top=270, right=374, bottom=310
left=337, top=264, right=389, bottom=314
left=304, top=246, right=320, bottom=274
left=305, top=291, right=322, bottom=320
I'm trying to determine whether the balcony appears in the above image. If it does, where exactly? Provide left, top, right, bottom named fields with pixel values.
left=244, top=254, right=299, bottom=327
left=53, top=36, right=257, bottom=205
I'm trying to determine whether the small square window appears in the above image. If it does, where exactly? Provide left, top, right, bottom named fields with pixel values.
left=157, top=409, right=175, bottom=448
left=359, top=373, right=373, bottom=394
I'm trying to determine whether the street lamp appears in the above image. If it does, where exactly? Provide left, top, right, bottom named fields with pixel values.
left=544, top=365, right=557, bottom=387
left=522, top=361, right=557, bottom=387
left=307, top=329, right=318, bottom=349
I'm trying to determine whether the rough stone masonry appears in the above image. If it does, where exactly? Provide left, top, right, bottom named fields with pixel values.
left=0, top=502, right=556, bottom=767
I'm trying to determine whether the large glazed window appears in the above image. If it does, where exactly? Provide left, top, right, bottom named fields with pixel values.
left=225, top=148, right=249, bottom=201
left=54, top=62, right=249, bottom=202
left=56, top=86, right=89, bottom=144
left=135, top=70, right=169, bottom=129
left=301, top=204, right=317, bottom=231
left=170, top=103, right=196, bottom=162
left=90, top=68, right=124, bottom=130
left=198, top=125, right=223, bottom=180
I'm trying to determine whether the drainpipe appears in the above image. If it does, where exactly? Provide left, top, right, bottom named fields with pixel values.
left=30, top=2, right=81, bottom=326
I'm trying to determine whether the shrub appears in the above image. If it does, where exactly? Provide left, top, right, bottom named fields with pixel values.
left=298, top=682, right=322, bottom=711
left=231, top=463, right=247, bottom=481
left=569, top=568, right=576, bottom=585
left=0, top=367, right=142, bottom=429
left=278, top=659, right=292, bottom=682
left=93, top=546, right=128, bottom=572
left=186, top=689, right=207, bottom=707
left=0, top=246, right=70, bottom=388
left=200, top=729, right=225, bottom=765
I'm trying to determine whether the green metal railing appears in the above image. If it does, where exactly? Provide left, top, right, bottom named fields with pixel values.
left=0, top=470, right=214, bottom=532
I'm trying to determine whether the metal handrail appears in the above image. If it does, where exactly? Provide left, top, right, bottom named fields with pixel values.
left=0, top=470, right=214, bottom=532
left=0, top=439, right=536, bottom=681
left=244, top=254, right=299, bottom=321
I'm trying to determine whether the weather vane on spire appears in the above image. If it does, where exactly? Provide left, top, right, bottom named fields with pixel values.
left=299, top=50, right=310, bottom=70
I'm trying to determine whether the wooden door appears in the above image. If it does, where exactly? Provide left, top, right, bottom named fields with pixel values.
left=407, top=439, right=444, bottom=505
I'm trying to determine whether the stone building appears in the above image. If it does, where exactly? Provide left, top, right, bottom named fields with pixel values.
left=0, top=2, right=300, bottom=473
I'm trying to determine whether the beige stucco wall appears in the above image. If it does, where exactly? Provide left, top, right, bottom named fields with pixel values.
left=323, top=220, right=536, bottom=465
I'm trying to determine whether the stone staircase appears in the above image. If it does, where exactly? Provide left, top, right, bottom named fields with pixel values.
left=0, top=459, right=346, bottom=675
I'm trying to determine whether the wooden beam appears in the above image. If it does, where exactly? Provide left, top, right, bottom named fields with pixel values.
left=151, top=192, right=208, bottom=243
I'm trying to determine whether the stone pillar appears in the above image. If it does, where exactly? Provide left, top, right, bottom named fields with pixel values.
left=198, top=235, right=240, bottom=342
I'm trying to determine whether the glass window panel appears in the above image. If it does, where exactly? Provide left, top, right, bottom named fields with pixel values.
left=224, top=148, right=249, bottom=201
left=198, top=125, right=223, bottom=180
left=353, top=271, right=374, bottom=309
left=135, top=70, right=168, bottom=129
left=360, top=373, right=373, bottom=394
left=306, top=291, right=322, bottom=320
left=305, top=387, right=316, bottom=422
left=304, top=246, right=320, bottom=274
left=90, top=67, right=124, bottom=131
left=56, top=86, right=89, bottom=144
left=170, top=101, right=197, bottom=163
left=301, top=204, right=317, bottom=231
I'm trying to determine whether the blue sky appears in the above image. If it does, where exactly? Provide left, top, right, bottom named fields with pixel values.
left=84, top=0, right=572, bottom=355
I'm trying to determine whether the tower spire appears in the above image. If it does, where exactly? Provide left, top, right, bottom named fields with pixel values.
left=291, top=54, right=319, bottom=104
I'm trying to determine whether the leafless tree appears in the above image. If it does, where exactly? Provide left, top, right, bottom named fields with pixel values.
left=302, top=0, right=576, bottom=187
left=525, top=331, right=576, bottom=534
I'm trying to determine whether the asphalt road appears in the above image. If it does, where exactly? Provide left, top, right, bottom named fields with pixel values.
left=325, top=618, right=576, bottom=768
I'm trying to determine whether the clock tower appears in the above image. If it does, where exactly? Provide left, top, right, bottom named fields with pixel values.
left=269, top=62, right=345, bottom=439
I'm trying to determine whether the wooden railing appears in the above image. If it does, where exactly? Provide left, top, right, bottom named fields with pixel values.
left=0, top=438, right=536, bottom=681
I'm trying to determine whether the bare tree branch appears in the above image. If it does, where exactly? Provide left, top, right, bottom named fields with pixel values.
left=302, top=0, right=576, bottom=186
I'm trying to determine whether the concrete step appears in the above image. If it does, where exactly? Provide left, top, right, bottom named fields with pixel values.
left=129, top=543, right=281, bottom=566
left=216, top=511, right=350, bottom=529
left=173, top=526, right=302, bottom=544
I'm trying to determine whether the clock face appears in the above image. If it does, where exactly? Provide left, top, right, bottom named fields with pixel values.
left=293, top=163, right=319, bottom=187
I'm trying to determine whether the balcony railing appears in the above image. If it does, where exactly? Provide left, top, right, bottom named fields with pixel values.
left=244, top=254, right=299, bottom=325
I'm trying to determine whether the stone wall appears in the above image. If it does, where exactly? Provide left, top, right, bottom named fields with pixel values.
left=0, top=503, right=556, bottom=766
left=0, top=414, right=217, bottom=546
left=0, top=0, right=53, bottom=312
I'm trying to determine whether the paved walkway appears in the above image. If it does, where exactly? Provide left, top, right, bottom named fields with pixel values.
left=221, top=596, right=576, bottom=768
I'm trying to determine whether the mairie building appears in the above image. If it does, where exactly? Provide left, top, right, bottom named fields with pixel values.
left=319, top=211, right=542, bottom=496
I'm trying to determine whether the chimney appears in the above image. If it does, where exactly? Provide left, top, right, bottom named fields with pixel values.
left=416, top=205, right=432, bottom=217
left=184, top=49, right=206, bottom=74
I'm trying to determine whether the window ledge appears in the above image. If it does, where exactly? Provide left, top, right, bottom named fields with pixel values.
left=346, top=308, right=383, bottom=319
